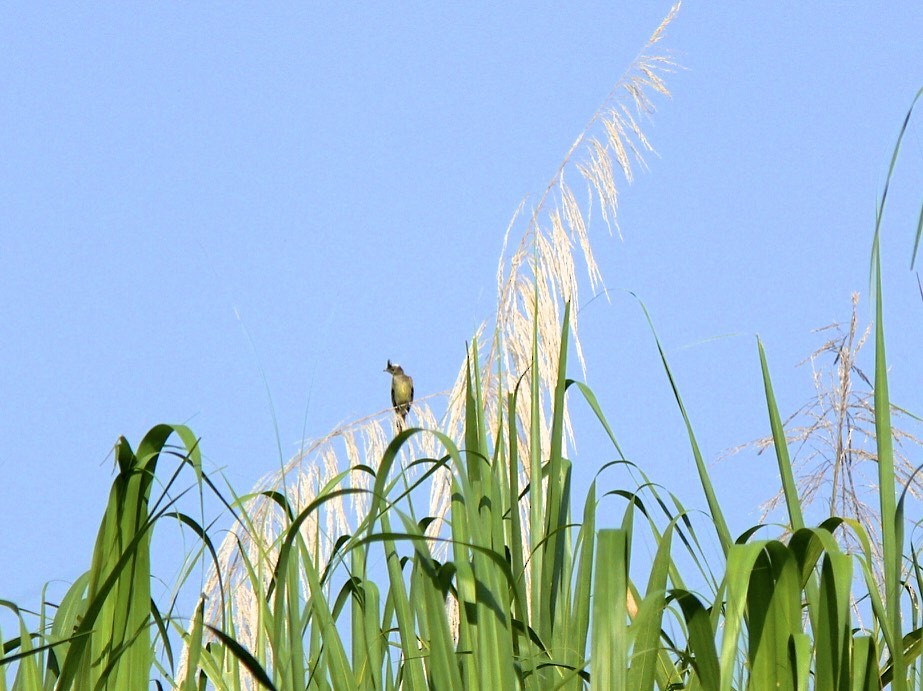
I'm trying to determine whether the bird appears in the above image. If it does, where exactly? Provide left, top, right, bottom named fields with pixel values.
left=384, top=360, right=414, bottom=430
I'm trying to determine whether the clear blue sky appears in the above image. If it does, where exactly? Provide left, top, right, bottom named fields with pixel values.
left=2, top=4, right=923, bottom=607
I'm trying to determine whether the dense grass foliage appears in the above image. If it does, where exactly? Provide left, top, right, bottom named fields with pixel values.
left=2, top=266, right=923, bottom=689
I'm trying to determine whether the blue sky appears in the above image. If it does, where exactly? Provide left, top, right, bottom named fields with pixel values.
left=2, top=4, right=923, bottom=607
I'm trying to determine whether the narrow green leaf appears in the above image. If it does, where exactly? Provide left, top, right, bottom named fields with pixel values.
left=564, top=481, right=596, bottom=684
left=719, top=542, right=766, bottom=690
left=670, top=589, right=720, bottom=688
left=757, top=338, right=804, bottom=532
left=815, top=552, right=852, bottom=691
left=788, top=633, right=811, bottom=691
left=851, top=636, right=879, bottom=691
left=506, top=389, right=529, bottom=639
left=626, top=521, right=674, bottom=691
left=380, top=514, right=427, bottom=690
left=873, top=247, right=905, bottom=690
left=863, top=85, right=923, bottom=269
left=529, top=277, right=545, bottom=637
left=592, top=530, right=628, bottom=690
left=180, top=599, right=205, bottom=691
left=542, top=301, right=572, bottom=638
left=637, top=298, right=732, bottom=555
left=204, top=626, right=277, bottom=691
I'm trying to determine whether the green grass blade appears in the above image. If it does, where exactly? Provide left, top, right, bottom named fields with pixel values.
left=873, top=246, right=904, bottom=689
left=757, top=338, right=805, bottom=532
left=56, top=425, right=200, bottom=691
left=395, top=515, right=465, bottom=691
left=745, top=542, right=799, bottom=688
left=542, top=301, right=571, bottom=639
left=719, top=541, right=766, bottom=690
left=12, top=615, right=40, bottom=690
left=380, top=514, right=427, bottom=690
left=205, top=626, right=277, bottom=691
left=864, top=85, right=922, bottom=269
left=180, top=599, right=205, bottom=691
left=567, top=380, right=626, bottom=460
left=592, top=529, right=628, bottom=690
left=505, top=389, right=529, bottom=640
left=626, top=520, right=674, bottom=690
left=670, top=589, right=720, bottom=688
left=815, top=552, right=852, bottom=691
left=851, top=636, right=879, bottom=691
left=563, top=480, right=596, bottom=685
left=529, top=278, right=545, bottom=637
left=637, top=298, right=732, bottom=555
left=789, top=632, right=811, bottom=691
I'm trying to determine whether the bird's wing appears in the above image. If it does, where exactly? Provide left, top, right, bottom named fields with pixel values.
left=409, top=378, right=414, bottom=404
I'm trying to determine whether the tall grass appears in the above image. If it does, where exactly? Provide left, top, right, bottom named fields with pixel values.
left=3, top=8, right=923, bottom=689
left=6, top=266, right=922, bottom=688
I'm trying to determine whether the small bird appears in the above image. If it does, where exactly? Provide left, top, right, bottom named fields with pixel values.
left=384, top=360, right=414, bottom=430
